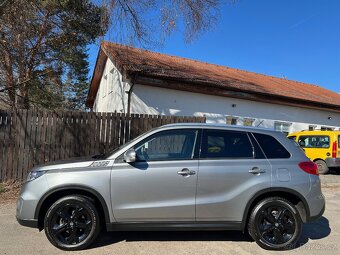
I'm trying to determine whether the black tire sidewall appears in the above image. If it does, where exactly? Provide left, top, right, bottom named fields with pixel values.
left=248, top=197, right=302, bottom=250
left=44, top=195, right=100, bottom=251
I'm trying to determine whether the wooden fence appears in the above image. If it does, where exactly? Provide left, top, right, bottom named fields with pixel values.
left=0, top=110, right=205, bottom=181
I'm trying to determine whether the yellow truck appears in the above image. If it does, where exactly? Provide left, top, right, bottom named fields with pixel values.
left=288, top=130, right=340, bottom=174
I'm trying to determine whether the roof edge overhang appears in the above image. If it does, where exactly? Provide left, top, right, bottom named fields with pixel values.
left=86, top=43, right=108, bottom=108
left=131, top=72, right=340, bottom=114
left=86, top=42, right=340, bottom=113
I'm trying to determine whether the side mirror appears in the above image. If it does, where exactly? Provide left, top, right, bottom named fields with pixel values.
left=124, top=148, right=136, bottom=163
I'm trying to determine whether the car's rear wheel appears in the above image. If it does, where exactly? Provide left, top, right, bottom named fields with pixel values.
left=44, top=195, right=101, bottom=250
left=248, top=197, right=302, bottom=250
left=315, top=160, right=329, bottom=174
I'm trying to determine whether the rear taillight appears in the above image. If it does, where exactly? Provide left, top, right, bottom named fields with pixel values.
left=332, top=141, right=337, bottom=158
left=298, top=161, right=319, bottom=176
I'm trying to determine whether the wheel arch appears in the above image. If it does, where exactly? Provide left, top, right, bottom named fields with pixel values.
left=313, top=158, right=325, bottom=163
left=241, top=188, right=310, bottom=231
left=35, top=185, right=111, bottom=231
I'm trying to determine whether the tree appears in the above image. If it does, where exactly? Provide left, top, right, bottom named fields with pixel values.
left=102, top=0, right=222, bottom=45
left=0, top=0, right=226, bottom=110
left=0, top=0, right=107, bottom=110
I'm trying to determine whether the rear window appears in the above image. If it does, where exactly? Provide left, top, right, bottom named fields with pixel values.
left=298, top=135, right=330, bottom=148
left=201, top=130, right=253, bottom=159
left=253, top=133, right=290, bottom=159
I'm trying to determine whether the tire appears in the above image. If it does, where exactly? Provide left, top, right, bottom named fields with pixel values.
left=44, top=195, right=101, bottom=251
left=248, top=197, right=302, bottom=250
left=315, top=160, right=329, bottom=174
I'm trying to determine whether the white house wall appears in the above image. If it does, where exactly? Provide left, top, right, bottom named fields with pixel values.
left=131, top=84, right=340, bottom=132
left=93, top=58, right=130, bottom=113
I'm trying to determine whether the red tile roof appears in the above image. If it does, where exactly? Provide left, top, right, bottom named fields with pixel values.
left=87, top=41, right=340, bottom=111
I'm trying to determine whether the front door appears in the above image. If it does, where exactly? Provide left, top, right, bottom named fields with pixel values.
left=111, top=128, right=200, bottom=222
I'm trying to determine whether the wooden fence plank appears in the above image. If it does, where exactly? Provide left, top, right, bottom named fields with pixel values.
left=0, top=110, right=206, bottom=181
left=2, top=112, right=10, bottom=181
left=0, top=111, right=8, bottom=181
left=17, top=110, right=27, bottom=180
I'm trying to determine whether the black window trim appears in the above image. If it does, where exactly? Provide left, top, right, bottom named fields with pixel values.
left=249, top=132, right=267, bottom=159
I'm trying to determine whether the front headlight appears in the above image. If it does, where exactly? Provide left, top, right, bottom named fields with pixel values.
left=26, top=170, right=46, bottom=182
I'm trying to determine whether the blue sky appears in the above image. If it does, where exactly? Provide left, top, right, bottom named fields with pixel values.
left=88, top=0, right=340, bottom=93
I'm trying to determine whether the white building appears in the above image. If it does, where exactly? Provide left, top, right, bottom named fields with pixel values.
left=87, top=42, right=340, bottom=134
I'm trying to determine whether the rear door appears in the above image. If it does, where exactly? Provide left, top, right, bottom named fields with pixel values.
left=196, top=129, right=271, bottom=222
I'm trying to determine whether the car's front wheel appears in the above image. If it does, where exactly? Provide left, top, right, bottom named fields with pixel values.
left=44, top=195, right=101, bottom=250
left=248, top=197, right=302, bottom=250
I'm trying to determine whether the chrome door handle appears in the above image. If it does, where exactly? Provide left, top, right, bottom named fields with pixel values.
left=249, top=167, right=266, bottom=174
left=177, top=168, right=196, bottom=176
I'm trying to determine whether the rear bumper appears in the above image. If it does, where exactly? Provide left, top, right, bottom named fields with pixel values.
left=307, top=202, right=325, bottom=222
left=325, top=157, right=340, bottom=167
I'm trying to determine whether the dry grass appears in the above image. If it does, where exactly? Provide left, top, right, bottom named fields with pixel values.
left=0, top=181, right=21, bottom=204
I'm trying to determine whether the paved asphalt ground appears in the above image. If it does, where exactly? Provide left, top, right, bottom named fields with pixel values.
left=1, top=174, right=340, bottom=255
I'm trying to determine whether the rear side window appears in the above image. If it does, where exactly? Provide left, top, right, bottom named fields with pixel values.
left=253, top=133, right=290, bottom=159
left=201, top=130, right=253, bottom=159
left=338, top=136, right=340, bottom=148
left=298, top=135, right=330, bottom=148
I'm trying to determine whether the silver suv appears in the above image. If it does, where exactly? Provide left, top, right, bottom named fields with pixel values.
left=16, top=123, right=325, bottom=251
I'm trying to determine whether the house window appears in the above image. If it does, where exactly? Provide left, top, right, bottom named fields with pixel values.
left=309, top=125, right=316, bottom=131
left=274, top=121, right=291, bottom=135
left=321, top=126, right=334, bottom=131
left=108, top=69, right=114, bottom=94
left=102, top=74, right=108, bottom=98
left=226, top=116, right=238, bottom=125
left=243, top=118, right=255, bottom=126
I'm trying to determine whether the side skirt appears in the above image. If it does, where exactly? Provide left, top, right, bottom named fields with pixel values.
left=106, top=221, right=243, bottom=232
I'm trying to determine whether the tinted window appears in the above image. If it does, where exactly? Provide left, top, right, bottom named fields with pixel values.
left=134, top=129, right=198, bottom=161
left=249, top=133, right=266, bottom=159
left=338, top=135, right=340, bottom=148
left=253, top=133, right=290, bottom=159
left=201, top=130, right=253, bottom=159
left=287, top=136, right=296, bottom=141
left=298, top=135, right=330, bottom=148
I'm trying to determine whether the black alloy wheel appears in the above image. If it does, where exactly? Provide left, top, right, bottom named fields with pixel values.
left=44, top=195, right=101, bottom=250
left=248, top=197, right=302, bottom=250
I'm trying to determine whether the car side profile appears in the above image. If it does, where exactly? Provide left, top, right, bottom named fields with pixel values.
left=16, top=123, right=325, bottom=251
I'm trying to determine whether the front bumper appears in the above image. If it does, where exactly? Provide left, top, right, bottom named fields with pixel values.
left=16, top=196, right=39, bottom=229
left=16, top=176, right=49, bottom=229
left=325, top=157, right=340, bottom=167
left=16, top=217, right=38, bottom=228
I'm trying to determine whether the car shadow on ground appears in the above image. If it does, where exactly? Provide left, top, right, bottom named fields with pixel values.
left=90, top=216, right=331, bottom=250
left=329, top=168, right=340, bottom=175
left=295, top=216, right=331, bottom=249
left=91, top=230, right=252, bottom=249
